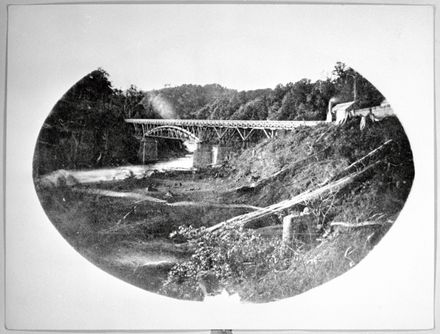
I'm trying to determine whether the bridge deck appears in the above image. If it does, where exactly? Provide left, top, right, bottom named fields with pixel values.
left=125, top=118, right=328, bottom=130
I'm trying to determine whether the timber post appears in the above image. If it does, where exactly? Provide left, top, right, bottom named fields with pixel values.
left=282, top=214, right=296, bottom=250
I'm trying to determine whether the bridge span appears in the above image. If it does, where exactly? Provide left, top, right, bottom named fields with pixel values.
left=125, top=118, right=327, bottom=142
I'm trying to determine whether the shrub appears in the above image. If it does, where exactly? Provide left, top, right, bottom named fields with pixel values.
left=160, top=225, right=292, bottom=300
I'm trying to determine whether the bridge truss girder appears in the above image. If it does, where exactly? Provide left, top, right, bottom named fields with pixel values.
left=133, top=124, right=277, bottom=142
left=127, top=119, right=325, bottom=143
left=142, top=125, right=201, bottom=142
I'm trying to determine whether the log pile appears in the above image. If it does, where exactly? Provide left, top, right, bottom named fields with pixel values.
left=207, top=140, right=393, bottom=233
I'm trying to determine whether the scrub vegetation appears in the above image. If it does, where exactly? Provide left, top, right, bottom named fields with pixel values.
left=33, top=63, right=413, bottom=302
left=157, top=117, right=413, bottom=301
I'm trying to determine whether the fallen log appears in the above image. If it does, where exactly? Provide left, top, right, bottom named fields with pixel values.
left=254, top=225, right=283, bottom=237
left=74, top=188, right=262, bottom=211
left=316, top=140, right=393, bottom=188
left=342, top=139, right=393, bottom=173
left=167, top=201, right=262, bottom=210
left=330, top=220, right=393, bottom=228
left=207, top=162, right=380, bottom=233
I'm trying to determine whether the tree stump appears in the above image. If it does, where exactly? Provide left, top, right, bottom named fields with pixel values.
left=282, top=214, right=296, bottom=248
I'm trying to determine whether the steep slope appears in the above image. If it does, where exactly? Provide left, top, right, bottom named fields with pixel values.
left=228, top=116, right=413, bottom=219
left=161, top=116, right=414, bottom=302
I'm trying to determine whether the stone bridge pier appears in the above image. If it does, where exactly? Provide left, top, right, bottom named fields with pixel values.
left=137, top=138, right=233, bottom=168
left=138, top=137, right=158, bottom=163
left=193, top=143, right=233, bottom=168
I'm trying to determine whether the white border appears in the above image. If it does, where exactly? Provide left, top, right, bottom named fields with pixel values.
left=0, top=1, right=437, bottom=332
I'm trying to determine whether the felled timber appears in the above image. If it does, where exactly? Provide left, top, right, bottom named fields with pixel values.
left=317, top=140, right=393, bottom=187
left=74, top=188, right=262, bottom=210
left=330, top=220, right=393, bottom=228
left=207, top=162, right=379, bottom=233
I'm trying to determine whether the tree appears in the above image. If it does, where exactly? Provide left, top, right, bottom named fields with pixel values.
left=34, top=68, right=138, bottom=174
left=279, top=91, right=297, bottom=120
left=331, top=62, right=384, bottom=108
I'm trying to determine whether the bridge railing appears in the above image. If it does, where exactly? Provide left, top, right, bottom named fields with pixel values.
left=125, top=118, right=328, bottom=129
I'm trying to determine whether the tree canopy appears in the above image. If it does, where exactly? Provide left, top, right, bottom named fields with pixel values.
left=138, top=62, right=384, bottom=122
left=34, top=63, right=386, bottom=175
left=35, top=68, right=138, bottom=175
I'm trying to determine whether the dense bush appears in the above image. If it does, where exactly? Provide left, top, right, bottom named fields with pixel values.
left=160, top=225, right=292, bottom=300
left=139, top=62, right=383, bottom=122
left=34, top=69, right=140, bottom=175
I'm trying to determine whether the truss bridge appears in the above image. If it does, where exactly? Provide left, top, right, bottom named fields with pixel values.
left=125, top=119, right=327, bottom=142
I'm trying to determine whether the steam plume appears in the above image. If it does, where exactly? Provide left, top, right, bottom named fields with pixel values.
left=147, top=92, right=177, bottom=119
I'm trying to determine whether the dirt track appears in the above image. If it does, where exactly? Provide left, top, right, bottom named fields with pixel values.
left=38, top=168, right=254, bottom=294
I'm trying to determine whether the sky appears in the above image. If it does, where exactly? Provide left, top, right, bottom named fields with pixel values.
left=8, top=4, right=431, bottom=95
left=6, top=4, right=363, bottom=92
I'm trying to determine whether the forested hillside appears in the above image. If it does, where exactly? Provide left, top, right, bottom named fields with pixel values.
left=34, top=62, right=385, bottom=175
left=33, top=68, right=178, bottom=175
left=138, top=62, right=384, bottom=121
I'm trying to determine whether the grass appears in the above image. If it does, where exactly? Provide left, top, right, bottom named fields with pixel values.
left=156, top=117, right=414, bottom=302
left=239, top=223, right=392, bottom=302
left=33, top=116, right=414, bottom=302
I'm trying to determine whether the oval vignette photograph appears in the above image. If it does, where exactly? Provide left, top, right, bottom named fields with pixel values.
left=32, top=61, right=414, bottom=303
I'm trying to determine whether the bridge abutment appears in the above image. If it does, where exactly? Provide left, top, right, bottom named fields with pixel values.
left=193, top=143, right=233, bottom=168
left=193, top=143, right=213, bottom=168
left=215, top=145, right=233, bottom=164
left=138, top=137, right=158, bottom=163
